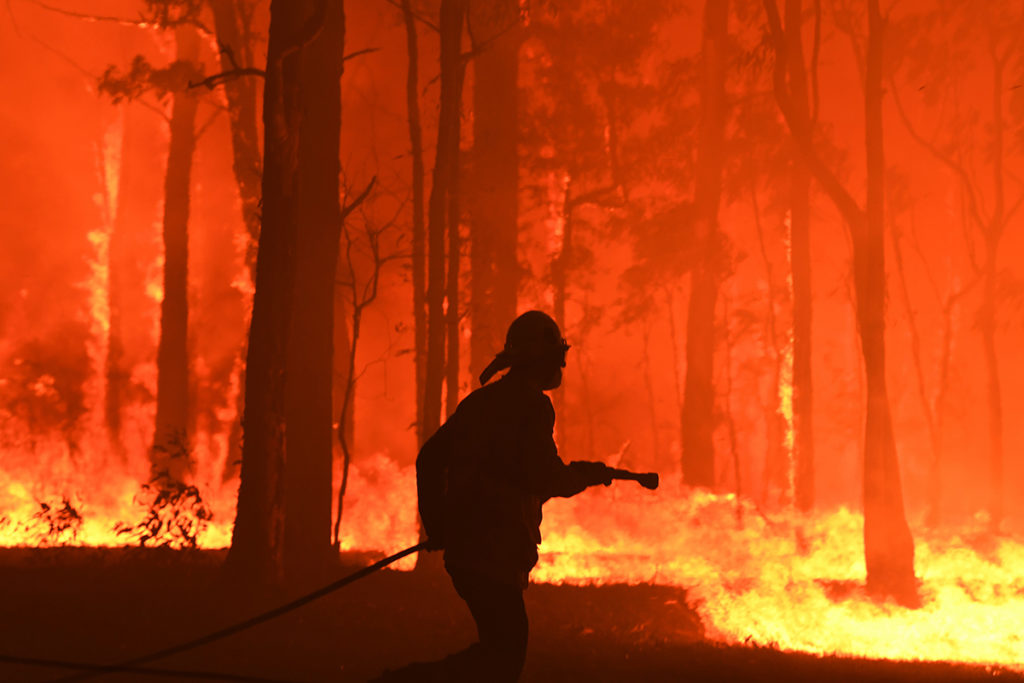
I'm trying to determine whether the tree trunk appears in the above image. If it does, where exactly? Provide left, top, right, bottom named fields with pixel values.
left=401, top=0, right=428, bottom=447
left=751, top=184, right=787, bottom=505
left=445, top=94, right=463, bottom=418
left=152, top=26, right=200, bottom=481
left=981, top=245, right=1003, bottom=530
left=681, top=0, right=728, bottom=488
left=210, top=0, right=264, bottom=484
left=227, top=0, right=312, bottom=586
left=860, top=0, right=916, bottom=602
left=106, top=108, right=145, bottom=460
left=423, top=0, right=465, bottom=437
left=983, top=49, right=1006, bottom=532
left=283, top=0, right=345, bottom=585
left=785, top=0, right=815, bottom=511
left=469, top=0, right=519, bottom=385
left=209, top=0, right=263, bottom=272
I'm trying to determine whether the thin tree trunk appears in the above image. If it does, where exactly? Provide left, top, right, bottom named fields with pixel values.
left=981, top=245, right=1003, bottom=530
left=469, top=0, right=519, bottom=384
left=782, top=0, right=815, bottom=512
left=681, top=0, right=728, bottom=488
left=283, top=0, right=345, bottom=585
left=210, top=0, right=264, bottom=484
left=423, top=0, right=466, bottom=437
left=752, top=183, right=787, bottom=505
left=152, top=26, right=200, bottom=481
left=552, top=179, right=573, bottom=452
left=209, top=0, right=262, bottom=272
left=445, top=156, right=461, bottom=417
left=401, top=0, right=428, bottom=447
left=860, top=0, right=916, bottom=602
left=445, top=60, right=465, bottom=417
left=983, top=49, right=1006, bottom=532
left=227, top=0, right=314, bottom=586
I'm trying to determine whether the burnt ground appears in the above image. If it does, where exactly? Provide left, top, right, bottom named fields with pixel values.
left=0, top=549, right=1017, bottom=683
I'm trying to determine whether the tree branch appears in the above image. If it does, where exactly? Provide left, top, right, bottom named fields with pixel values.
left=888, top=75, right=990, bottom=232
left=341, top=176, right=377, bottom=222
left=189, top=67, right=266, bottom=90
left=344, top=47, right=380, bottom=62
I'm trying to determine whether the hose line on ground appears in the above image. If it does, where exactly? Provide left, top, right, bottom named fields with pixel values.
left=0, top=542, right=427, bottom=683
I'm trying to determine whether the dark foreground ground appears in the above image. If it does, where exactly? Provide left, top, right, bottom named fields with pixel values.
left=0, top=548, right=1017, bottom=683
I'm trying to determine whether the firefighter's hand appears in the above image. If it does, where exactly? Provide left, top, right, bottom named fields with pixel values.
left=424, top=535, right=445, bottom=551
left=570, top=461, right=614, bottom=487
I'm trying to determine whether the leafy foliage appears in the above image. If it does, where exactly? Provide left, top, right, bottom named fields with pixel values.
left=98, top=56, right=202, bottom=104
left=114, top=433, right=212, bottom=549
left=29, top=497, right=83, bottom=547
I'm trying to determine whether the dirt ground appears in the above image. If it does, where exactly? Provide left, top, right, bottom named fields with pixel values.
left=0, top=548, right=1017, bottom=683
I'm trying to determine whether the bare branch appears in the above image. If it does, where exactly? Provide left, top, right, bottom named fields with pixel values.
left=18, top=0, right=212, bottom=35
left=344, top=47, right=380, bottom=62
left=889, top=76, right=990, bottom=232
left=189, top=67, right=266, bottom=90
left=341, top=176, right=378, bottom=222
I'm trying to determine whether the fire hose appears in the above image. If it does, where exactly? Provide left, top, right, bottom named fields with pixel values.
left=1, top=467, right=658, bottom=682
left=1, top=542, right=425, bottom=683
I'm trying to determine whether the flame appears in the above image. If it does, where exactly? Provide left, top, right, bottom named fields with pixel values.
left=534, top=480, right=1024, bottom=670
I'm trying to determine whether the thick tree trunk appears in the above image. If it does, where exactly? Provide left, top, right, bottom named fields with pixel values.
left=681, top=0, right=728, bottom=488
left=227, top=0, right=311, bottom=585
left=860, top=0, right=916, bottom=602
left=283, top=0, right=345, bottom=585
left=152, top=26, right=200, bottom=481
left=423, top=0, right=465, bottom=436
left=469, top=0, right=519, bottom=384
left=401, top=0, right=428, bottom=446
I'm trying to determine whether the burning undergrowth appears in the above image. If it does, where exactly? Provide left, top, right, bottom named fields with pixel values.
left=533, top=478, right=1024, bottom=670
left=1, top=445, right=1022, bottom=670
left=114, top=475, right=213, bottom=549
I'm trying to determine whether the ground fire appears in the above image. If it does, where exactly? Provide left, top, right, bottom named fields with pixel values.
left=1, top=0, right=1023, bottom=680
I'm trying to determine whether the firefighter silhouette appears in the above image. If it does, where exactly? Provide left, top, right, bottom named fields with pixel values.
left=379, top=311, right=615, bottom=682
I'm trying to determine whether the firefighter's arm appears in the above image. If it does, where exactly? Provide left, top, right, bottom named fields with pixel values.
left=416, top=419, right=453, bottom=550
left=522, top=397, right=613, bottom=500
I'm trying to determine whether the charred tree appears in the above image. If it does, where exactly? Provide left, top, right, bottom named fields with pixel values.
left=764, top=0, right=917, bottom=602
left=422, top=0, right=466, bottom=436
left=680, top=0, right=728, bottom=488
left=468, top=0, right=520, bottom=385
left=152, top=26, right=201, bottom=481
left=227, top=0, right=317, bottom=585
left=400, top=0, right=429, bottom=446
left=283, top=0, right=345, bottom=584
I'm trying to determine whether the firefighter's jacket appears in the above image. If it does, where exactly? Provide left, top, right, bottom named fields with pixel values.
left=416, top=372, right=600, bottom=588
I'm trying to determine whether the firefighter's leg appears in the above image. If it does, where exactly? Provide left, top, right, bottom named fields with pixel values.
left=450, top=570, right=528, bottom=682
